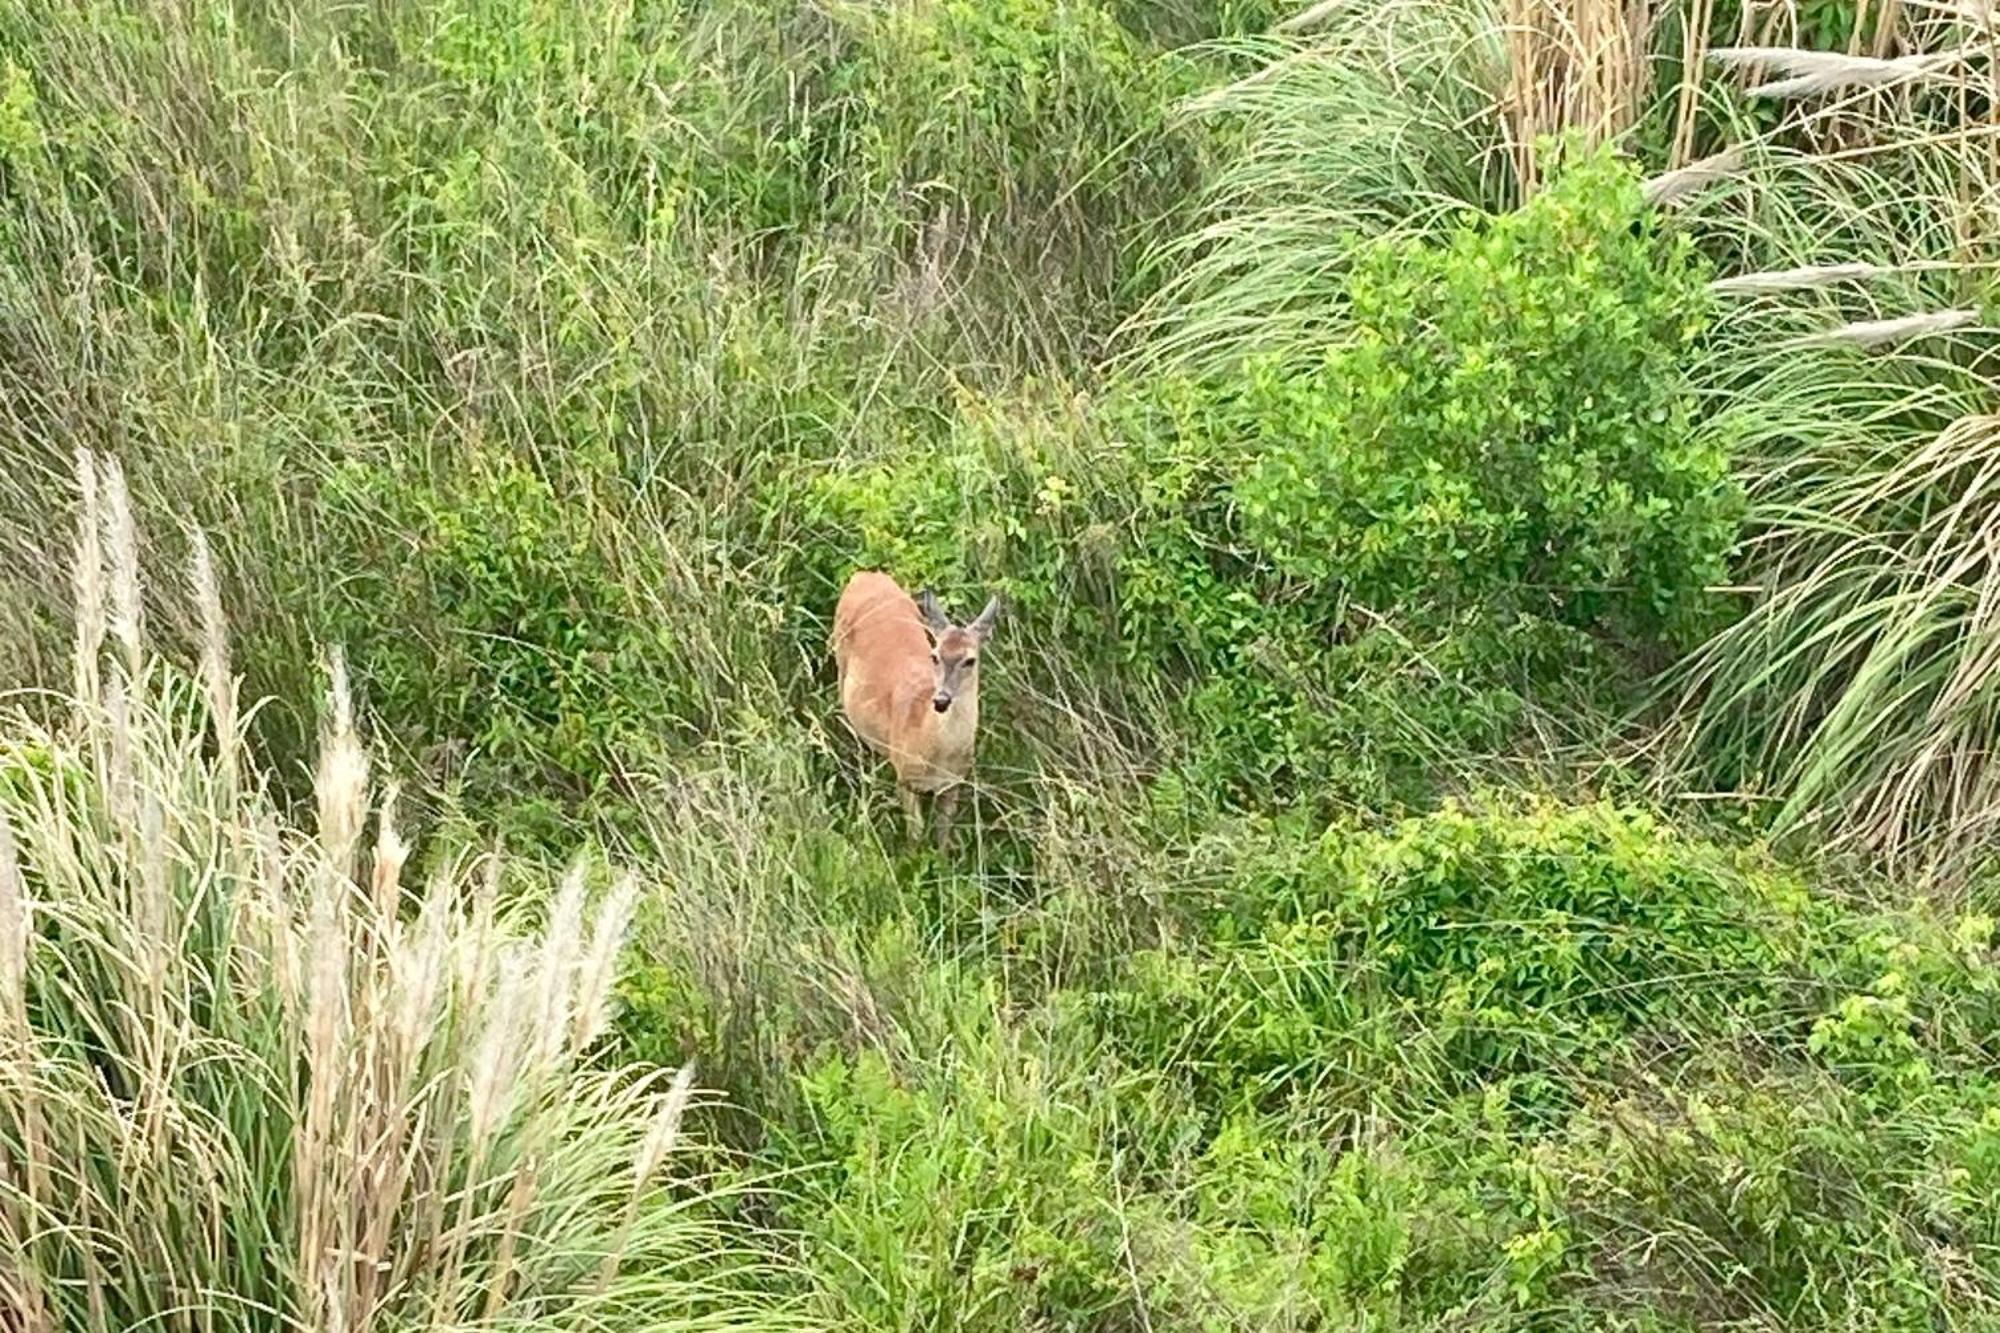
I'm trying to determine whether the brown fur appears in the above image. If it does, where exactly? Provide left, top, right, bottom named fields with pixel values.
left=831, top=571, right=996, bottom=846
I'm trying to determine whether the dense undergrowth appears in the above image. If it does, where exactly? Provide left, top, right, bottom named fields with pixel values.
left=6, top=0, right=2000, bottom=1328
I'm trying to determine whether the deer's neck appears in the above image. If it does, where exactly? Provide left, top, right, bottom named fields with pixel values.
left=925, top=685, right=979, bottom=756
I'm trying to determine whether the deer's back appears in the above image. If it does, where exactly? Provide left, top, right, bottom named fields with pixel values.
left=833, top=572, right=930, bottom=741
left=833, top=572, right=928, bottom=668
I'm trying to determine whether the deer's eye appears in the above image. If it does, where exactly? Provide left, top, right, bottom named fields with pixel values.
left=963, top=658, right=977, bottom=668
left=930, top=652, right=940, bottom=665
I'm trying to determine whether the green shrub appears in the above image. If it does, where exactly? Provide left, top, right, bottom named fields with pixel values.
left=786, top=968, right=1134, bottom=1331
left=1552, top=1063, right=1999, bottom=1326
left=1227, top=148, right=1732, bottom=643
left=1142, top=1112, right=1472, bottom=1327
left=1109, top=1089, right=1613, bottom=1328
left=1108, top=148, right=1734, bottom=660
left=318, top=449, right=700, bottom=838
left=1095, top=799, right=1815, bottom=1113
left=794, top=382, right=1629, bottom=810
left=1804, top=904, right=2000, bottom=1106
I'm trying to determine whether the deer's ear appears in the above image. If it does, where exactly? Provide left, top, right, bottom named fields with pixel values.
left=917, top=589, right=951, bottom=634
left=967, top=596, right=1000, bottom=641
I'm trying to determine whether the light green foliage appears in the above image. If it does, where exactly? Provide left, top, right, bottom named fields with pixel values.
left=1077, top=804, right=2000, bottom=1326
left=1145, top=1110, right=1552, bottom=1328
left=791, top=1013, right=1131, bottom=1328
left=1097, top=800, right=1814, bottom=1115
left=1548, top=1059, right=1996, bottom=1326
left=1230, top=151, right=1735, bottom=643
left=0, top=58, right=40, bottom=160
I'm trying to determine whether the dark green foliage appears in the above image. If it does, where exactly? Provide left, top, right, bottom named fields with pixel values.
left=318, top=449, right=697, bottom=837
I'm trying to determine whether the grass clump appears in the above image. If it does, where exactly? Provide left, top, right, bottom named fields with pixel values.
left=0, top=453, right=789, bottom=1331
left=1226, top=147, right=1734, bottom=645
left=785, top=967, right=1136, bottom=1330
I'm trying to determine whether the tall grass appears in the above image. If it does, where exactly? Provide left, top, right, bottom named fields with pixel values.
left=1127, top=0, right=1718, bottom=374
left=1124, top=0, right=1512, bottom=375
left=1662, top=2, right=2000, bottom=875
left=1115, top=0, right=2000, bottom=874
left=0, top=0, right=1214, bottom=835
left=0, top=450, right=791, bottom=1331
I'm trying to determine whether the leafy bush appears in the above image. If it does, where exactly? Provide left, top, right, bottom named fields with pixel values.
left=1096, top=799, right=1816, bottom=1113
left=1803, top=903, right=2000, bottom=1106
left=1087, top=805, right=2000, bottom=1324
left=317, top=449, right=699, bottom=840
left=1225, top=148, right=1733, bottom=644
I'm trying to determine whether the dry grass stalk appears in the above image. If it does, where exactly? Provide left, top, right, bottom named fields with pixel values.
left=1276, top=0, right=1351, bottom=30
left=1503, top=0, right=1654, bottom=193
left=1787, top=308, right=1980, bottom=346
left=187, top=529, right=236, bottom=781
left=431, top=942, right=529, bottom=1320
left=1644, top=147, right=1743, bottom=204
left=2, top=742, right=52, bottom=1333
left=1711, top=261, right=1902, bottom=292
left=297, top=879, right=350, bottom=1315
left=370, top=781, right=409, bottom=923
left=394, top=870, right=452, bottom=1060
left=572, top=872, right=639, bottom=1054
left=258, top=811, right=299, bottom=1011
left=104, top=672, right=134, bottom=835
left=1672, top=0, right=1715, bottom=168
left=465, top=948, right=531, bottom=1147
left=70, top=447, right=103, bottom=711
left=533, top=863, right=589, bottom=1075
left=136, top=780, right=168, bottom=1003
left=0, top=806, right=26, bottom=1015
left=1710, top=45, right=1958, bottom=98
left=98, top=455, right=142, bottom=682
left=599, top=1061, right=700, bottom=1292
left=636, top=1061, right=698, bottom=1187
left=316, top=647, right=369, bottom=878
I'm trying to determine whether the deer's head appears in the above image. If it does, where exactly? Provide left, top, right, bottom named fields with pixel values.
left=917, top=591, right=999, bottom=714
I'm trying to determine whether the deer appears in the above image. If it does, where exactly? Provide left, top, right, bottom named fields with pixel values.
left=831, top=571, right=1000, bottom=848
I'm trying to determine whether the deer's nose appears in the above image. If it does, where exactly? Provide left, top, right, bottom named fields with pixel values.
left=932, top=693, right=952, bottom=713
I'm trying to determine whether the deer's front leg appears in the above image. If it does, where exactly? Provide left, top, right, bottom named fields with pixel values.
left=934, top=784, right=962, bottom=851
left=899, top=786, right=924, bottom=843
